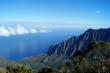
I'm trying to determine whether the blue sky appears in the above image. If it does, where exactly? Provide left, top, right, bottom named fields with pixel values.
left=0, top=0, right=110, bottom=28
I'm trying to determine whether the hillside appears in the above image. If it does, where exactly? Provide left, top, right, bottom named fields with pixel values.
left=39, top=28, right=110, bottom=66
left=58, top=42, right=110, bottom=73
left=11, top=42, right=110, bottom=73
left=0, top=28, right=110, bottom=73
left=19, top=28, right=110, bottom=72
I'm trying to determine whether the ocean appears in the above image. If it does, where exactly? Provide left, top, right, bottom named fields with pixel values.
left=0, top=29, right=84, bottom=60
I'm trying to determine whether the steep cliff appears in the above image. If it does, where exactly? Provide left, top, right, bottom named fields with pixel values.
left=41, top=28, right=110, bottom=64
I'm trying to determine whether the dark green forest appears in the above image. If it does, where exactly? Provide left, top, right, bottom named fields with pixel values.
left=0, top=42, right=109, bottom=73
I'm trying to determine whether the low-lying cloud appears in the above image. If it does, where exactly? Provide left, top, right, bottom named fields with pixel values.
left=0, top=25, right=51, bottom=36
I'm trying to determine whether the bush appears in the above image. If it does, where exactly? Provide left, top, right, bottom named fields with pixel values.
left=6, top=65, right=35, bottom=73
left=38, top=67, right=54, bottom=73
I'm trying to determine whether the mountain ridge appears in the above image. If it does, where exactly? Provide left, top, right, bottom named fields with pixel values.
left=0, top=28, right=110, bottom=73
left=39, top=28, right=110, bottom=65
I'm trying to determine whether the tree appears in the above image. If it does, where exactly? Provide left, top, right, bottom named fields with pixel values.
left=38, top=67, right=54, bottom=73
left=0, top=70, right=2, bottom=73
left=6, top=65, right=35, bottom=73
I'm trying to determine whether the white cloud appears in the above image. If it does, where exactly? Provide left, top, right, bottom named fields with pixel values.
left=39, top=29, right=52, bottom=33
left=0, top=25, right=51, bottom=37
left=0, top=26, right=10, bottom=36
left=16, top=25, right=29, bottom=34
left=29, top=28, right=38, bottom=33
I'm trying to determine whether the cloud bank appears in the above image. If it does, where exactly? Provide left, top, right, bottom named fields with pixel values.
left=0, top=25, right=51, bottom=36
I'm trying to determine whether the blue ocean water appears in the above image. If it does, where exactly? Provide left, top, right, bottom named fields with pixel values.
left=0, top=29, right=84, bottom=60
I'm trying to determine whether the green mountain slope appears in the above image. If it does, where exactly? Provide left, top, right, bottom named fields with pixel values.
left=58, top=42, right=110, bottom=73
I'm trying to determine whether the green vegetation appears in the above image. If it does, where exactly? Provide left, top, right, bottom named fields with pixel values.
left=55, top=42, right=110, bottom=73
left=0, top=70, right=2, bottom=73
left=0, top=41, right=110, bottom=73
left=5, top=65, right=55, bottom=73
left=38, top=67, right=54, bottom=73
left=88, top=41, right=110, bottom=50
left=6, top=65, right=36, bottom=73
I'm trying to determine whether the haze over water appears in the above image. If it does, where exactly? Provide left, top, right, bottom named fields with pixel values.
left=0, top=0, right=109, bottom=60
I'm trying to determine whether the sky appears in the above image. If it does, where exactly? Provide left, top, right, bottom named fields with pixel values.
left=0, top=0, right=110, bottom=28
left=0, top=0, right=110, bottom=60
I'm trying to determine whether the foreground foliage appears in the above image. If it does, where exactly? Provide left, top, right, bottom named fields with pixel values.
left=6, top=65, right=36, bottom=73
left=59, top=42, right=110, bottom=73
left=0, top=42, right=110, bottom=73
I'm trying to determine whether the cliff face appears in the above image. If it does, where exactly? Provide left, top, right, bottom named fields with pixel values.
left=41, top=28, right=110, bottom=64
left=63, top=42, right=110, bottom=73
